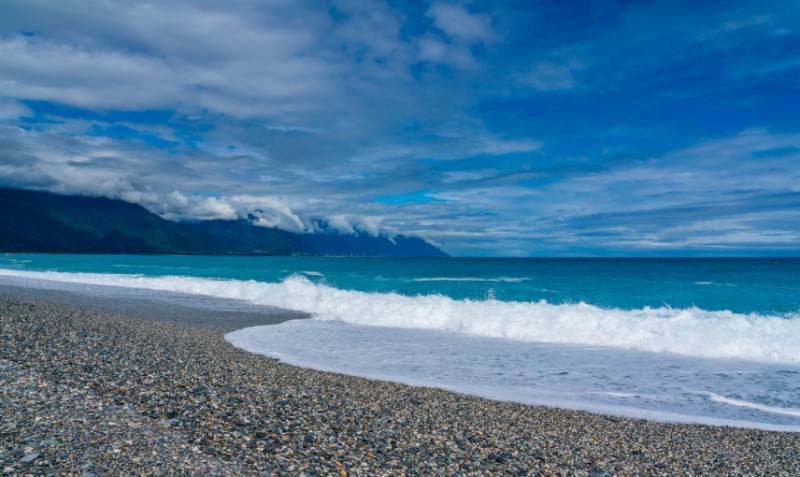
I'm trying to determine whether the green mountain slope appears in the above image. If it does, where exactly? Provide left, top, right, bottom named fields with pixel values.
left=0, top=188, right=447, bottom=257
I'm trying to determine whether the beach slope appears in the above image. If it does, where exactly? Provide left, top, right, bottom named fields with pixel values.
left=1, top=288, right=798, bottom=475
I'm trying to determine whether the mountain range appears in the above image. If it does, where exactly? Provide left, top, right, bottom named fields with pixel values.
left=0, top=188, right=447, bottom=257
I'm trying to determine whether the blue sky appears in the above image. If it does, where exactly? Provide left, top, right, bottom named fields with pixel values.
left=0, top=0, right=799, bottom=256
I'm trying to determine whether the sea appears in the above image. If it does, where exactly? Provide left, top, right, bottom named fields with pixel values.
left=1, top=254, right=799, bottom=431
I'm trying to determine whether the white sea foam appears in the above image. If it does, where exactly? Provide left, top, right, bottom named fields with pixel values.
left=227, top=320, right=800, bottom=431
left=4, top=259, right=33, bottom=264
left=704, top=392, right=800, bottom=417
left=1, top=269, right=799, bottom=363
left=694, top=281, right=736, bottom=287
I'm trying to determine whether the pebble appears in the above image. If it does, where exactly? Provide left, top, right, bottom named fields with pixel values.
left=2, top=295, right=799, bottom=476
left=19, top=452, right=40, bottom=463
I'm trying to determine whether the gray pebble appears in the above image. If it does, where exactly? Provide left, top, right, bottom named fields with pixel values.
left=2, top=294, right=799, bottom=476
left=20, top=452, right=40, bottom=463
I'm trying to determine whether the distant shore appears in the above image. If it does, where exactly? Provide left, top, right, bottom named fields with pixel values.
left=1, top=285, right=798, bottom=475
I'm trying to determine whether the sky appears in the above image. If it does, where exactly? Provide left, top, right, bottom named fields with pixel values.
left=1, top=0, right=799, bottom=256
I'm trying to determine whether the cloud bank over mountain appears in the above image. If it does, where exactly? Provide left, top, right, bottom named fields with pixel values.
left=1, top=0, right=799, bottom=255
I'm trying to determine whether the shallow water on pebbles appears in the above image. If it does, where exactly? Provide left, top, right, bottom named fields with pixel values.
left=227, top=319, right=800, bottom=431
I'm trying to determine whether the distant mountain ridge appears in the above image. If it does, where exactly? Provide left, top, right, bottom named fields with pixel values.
left=0, top=188, right=448, bottom=257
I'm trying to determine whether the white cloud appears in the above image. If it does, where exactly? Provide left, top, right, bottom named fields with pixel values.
left=324, top=214, right=357, bottom=234
left=317, top=214, right=384, bottom=236
left=0, top=98, right=31, bottom=120
left=426, top=3, right=492, bottom=42
left=417, top=2, right=494, bottom=69
left=1, top=0, right=797, bottom=255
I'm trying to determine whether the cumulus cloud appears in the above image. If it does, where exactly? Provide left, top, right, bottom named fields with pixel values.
left=171, top=194, right=309, bottom=232
left=427, top=3, right=493, bottom=42
left=317, top=214, right=384, bottom=236
left=416, top=2, right=495, bottom=69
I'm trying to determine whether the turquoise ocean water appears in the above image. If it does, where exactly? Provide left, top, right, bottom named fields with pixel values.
left=2, top=254, right=799, bottom=430
left=2, top=254, right=799, bottom=314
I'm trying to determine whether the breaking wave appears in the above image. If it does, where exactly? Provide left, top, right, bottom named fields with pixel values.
left=1, top=269, right=798, bottom=363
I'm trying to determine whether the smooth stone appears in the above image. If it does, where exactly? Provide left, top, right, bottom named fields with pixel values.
left=20, top=452, right=40, bottom=463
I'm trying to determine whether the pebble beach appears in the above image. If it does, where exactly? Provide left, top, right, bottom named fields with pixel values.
left=2, top=289, right=799, bottom=476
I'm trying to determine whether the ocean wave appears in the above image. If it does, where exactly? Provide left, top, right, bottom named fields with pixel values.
left=1, top=269, right=799, bottom=363
left=412, top=276, right=530, bottom=283
left=704, top=392, right=800, bottom=417
left=694, top=281, right=736, bottom=287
